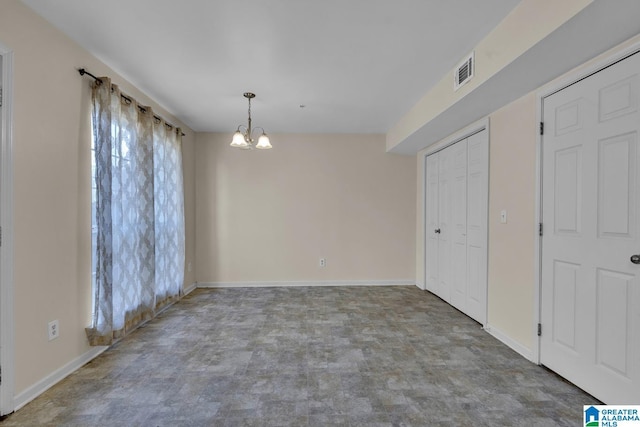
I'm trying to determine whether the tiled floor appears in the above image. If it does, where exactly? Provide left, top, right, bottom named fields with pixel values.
left=2, top=286, right=598, bottom=426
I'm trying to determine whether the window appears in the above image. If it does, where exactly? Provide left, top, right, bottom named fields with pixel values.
left=88, top=79, right=184, bottom=346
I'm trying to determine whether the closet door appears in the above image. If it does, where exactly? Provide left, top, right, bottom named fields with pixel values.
left=437, top=145, right=453, bottom=302
left=465, top=130, right=488, bottom=324
left=540, top=51, right=640, bottom=403
left=450, top=141, right=468, bottom=311
left=425, top=153, right=440, bottom=293
left=424, top=128, right=488, bottom=325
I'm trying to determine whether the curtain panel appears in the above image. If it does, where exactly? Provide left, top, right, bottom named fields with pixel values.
left=87, top=77, right=185, bottom=346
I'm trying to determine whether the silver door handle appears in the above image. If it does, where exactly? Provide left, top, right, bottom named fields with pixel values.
left=631, top=254, right=640, bottom=264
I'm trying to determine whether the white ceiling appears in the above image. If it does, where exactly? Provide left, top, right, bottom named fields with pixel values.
left=21, top=0, right=521, bottom=134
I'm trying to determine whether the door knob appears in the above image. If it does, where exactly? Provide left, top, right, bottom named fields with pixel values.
left=631, top=254, right=640, bottom=265
left=435, top=228, right=441, bottom=234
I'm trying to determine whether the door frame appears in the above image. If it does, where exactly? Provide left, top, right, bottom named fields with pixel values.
left=0, top=41, right=14, bottom=416
left=422, top=117, right=489, bottom=322
left=534, top=36, right=640, bottom=365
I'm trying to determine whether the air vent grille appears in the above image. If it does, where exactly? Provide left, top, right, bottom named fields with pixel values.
left=454, top=52, right=474, bottom=91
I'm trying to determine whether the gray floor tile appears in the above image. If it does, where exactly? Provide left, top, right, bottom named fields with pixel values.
left=1, top=286, right=600, bottom=426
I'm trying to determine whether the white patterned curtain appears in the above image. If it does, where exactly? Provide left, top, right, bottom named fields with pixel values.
left=87, top=77, right=185, bottom=346
left=153, top=115, right=185, bottom=310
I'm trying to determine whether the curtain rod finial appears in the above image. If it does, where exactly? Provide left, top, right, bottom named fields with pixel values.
left=78, top=68, right=103, bottom=85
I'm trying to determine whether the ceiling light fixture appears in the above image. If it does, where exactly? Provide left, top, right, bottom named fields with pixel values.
left=230, top=92, right=272, bottom=150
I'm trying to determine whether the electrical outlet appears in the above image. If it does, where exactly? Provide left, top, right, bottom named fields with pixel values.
left=319, top=258, right=326, bottom=268
left=48, top=320, right=59, bottom=341
left=188, top=262, right=192, bottom=272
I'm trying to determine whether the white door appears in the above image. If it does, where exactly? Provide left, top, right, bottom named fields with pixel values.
left=541, top=51, right=640, bottom=404
left=424, top=128, right=488, bottom=324
left=450, top=141, right=468, bottom=310
left=465, top=131, right=488, bottom=324
left=425, top=153, right=439, bottom=293
left=437, top=146, right=453, bottom=302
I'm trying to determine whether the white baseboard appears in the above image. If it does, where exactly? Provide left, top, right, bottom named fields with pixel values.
left=183, top=282, right=197, bottom=295
left=415, top=281, right=426, bottom=290
left=14, top=346, right=108, bottom=411
left=197, top=280, right=415, bottom=289
left=484, top=324, right=534, bottom=362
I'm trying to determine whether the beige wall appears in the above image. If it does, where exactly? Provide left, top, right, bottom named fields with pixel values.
left=195, top=133, right=416, bottom=283
left=487, top=93, right=537, bottom=348
left=0, top=0, right=196, bottom=395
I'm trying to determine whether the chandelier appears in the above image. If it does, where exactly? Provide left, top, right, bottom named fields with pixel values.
left=230, top=92, right=272, bottom=150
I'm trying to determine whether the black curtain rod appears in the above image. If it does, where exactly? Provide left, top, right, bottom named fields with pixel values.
left=78, top=68, right=102, bottom=84
left=78, top=68, right=185, bottom=137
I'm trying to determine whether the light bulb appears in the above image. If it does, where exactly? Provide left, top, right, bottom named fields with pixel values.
left=230, top=131, right=248, bottom=147
left=256, top=133, right=272, bottom=149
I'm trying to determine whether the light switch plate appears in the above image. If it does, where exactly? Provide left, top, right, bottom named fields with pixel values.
left=500, top=210, right=507, bottom=224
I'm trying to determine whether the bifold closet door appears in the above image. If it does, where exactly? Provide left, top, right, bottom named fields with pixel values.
left=424, top=129, right=488, bottom=325
left=425, top=153, right=440, bottom=294
left=464, top=131, right=488, bottom=324
left=437, top=146, right=453, bottom=303
left=450, top=141, right=468, bottom=311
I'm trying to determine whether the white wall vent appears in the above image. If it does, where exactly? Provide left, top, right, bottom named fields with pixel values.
left=454, top=52, right=474, bottom=91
